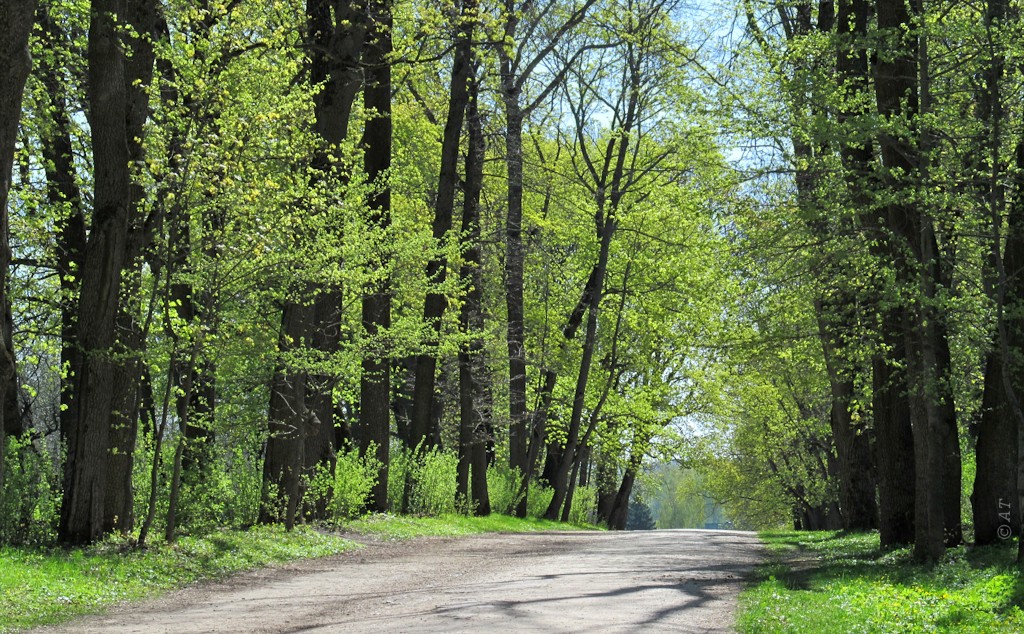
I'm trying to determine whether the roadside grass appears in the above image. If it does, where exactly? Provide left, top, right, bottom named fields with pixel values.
left=342, top=512, right=601, bottom=539
left=0, top=513, right=599, bottom=632
left=0, top=525, right=355, bottom=633
left=738, top=530, right=1024, bottom=633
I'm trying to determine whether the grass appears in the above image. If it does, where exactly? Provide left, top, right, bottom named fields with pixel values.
left=0, top=525, right=356, bottom=632
left=738, top=530, right=1024, bottom=633
left=0, top=513, right=599, bottom=632
left=342, top=512, right=601, bottom=539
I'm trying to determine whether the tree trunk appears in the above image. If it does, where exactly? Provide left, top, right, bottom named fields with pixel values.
left=816, top=301, right=877, bottom=530
left=607, top=448, right=643, bottom=531
left=545, top=77, right=638, bottom=519
left=972, top=0, right=1020, bottom=547
left=595, top=452, right=617, bottom=525
left=874, top=0, right=948, bottom=561
left=503, top=101, right=529, bottom=517
left=457, top=66, right=490, bottom=515
left=974, top=352, right=1020, bottom=543
left=301, top=0, right=366, bottom=509
left=411, top=0, right=477, bottom=452
left=262, top=0, right=367, bottom=524
left=0, top=0, right=36, bottom=489
left=59, top=0, right=147, bottom=545
left=260, top=303, right=314, bottom=528
left=874, top=322, right=916, bottom=546
left=358, top=0, right=393, bottom=512
left=36, top=4, right=88, bottom=504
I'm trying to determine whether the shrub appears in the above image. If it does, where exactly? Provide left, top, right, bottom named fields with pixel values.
left=0, top=436, right=59, bottom=545
left=329, top=444, right=381, bottom=521
left=486, top=463, right=523, bottom=515
left=387, top=442, right=413, bottom=511
left=568, top=484, right=598, bottom=525
left=409, top=448, right=458, bottom=516
left=527, top=481, right=554, bottom=518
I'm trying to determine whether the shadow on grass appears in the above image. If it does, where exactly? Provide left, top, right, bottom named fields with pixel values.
left=757, top=529, right=1023, bottom=604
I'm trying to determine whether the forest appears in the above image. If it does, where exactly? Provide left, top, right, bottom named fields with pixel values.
left=0, top=0, right=1022, bottom=567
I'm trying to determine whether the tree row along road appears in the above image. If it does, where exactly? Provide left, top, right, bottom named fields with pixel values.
left=35, top=530, right=763, bottom=633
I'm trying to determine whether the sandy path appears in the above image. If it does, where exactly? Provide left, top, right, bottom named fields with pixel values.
left=33, top=529, right=762, bottom=633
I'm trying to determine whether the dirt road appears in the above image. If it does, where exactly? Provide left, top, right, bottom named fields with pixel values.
left=36, top=529, right=762, bottom=633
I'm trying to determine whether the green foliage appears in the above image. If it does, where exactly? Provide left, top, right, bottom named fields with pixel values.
left=341, top=512, right=600, bottom=540
left=485, top=463, right=524, bottom=516
left=738, top=531, right=1024, bottom=633
left=0, top=437, right=58, bottom=546
left=306, top=444, right=381, bottom=522
left=527, top=482, right=555, bottom=519
left=0, top=526, right=355, bottom=633
left=408, top=448, right=459, bottom=517
left=649, top=466, right=725, bottom=529
left=133, top=427, right=264, bottom=535
left=568, top=484, right=598, bottom=526
left=626, top=501, right=656, bottom=531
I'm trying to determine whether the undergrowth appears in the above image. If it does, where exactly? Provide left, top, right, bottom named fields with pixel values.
left=739, top=530, right=1024, bottom=633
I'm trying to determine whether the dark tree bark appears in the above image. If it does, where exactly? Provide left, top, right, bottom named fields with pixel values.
left=358, top=0, right=393, bottom=512
left=874, top=323, right=917, bottom=546
left=819, top=0, right=878, bottom=533
left=972, top=0, right=1020, bottom=547
left=59, top=0, right=137, bottom=544
left=607, top=446, right=644, bottom=531
left=503, top=102, right=529, bottom=515
left=302, top=0, right=365, bottom=482
left=544, top=57, right=639, bottom=520
left=262, top=0, right=366, bottom=524
left=260, top=303, right=315, bottom=529
left=457, top=68, right=490, bottom=515
left=410, top=0, right=478, bottom=451
left=974, top=353, right=1020, bottom=543
left=36, top=3, right=89, bottom=523
left=816, top=301, right=877, bottom=530
left=102, top=0, right=158, bottom=536
left=874, top=0, right=951, bottom=561
left=595, top=452, right=617, bottom=524
left=0, top=0, right=37, bottom=488
left=497, top=0, right=598, bottom=517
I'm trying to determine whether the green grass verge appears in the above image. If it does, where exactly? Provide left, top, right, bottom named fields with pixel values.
left=0, top=514, right=599, bottom=632
left=342, top=512, right=601, bottom=539
left=738, top=530, right=1024, bottom=633
left=0, top=526, right=356, bottom=633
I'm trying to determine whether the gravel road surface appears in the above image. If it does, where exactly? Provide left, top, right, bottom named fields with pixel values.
left=34, top=529, right=763, bottom=633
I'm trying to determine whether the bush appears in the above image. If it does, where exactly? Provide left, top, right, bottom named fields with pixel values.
left=0, top=436, right=59, bottom=545
left=408, top=448, right=458, bottom=516
left=486, top=463, right=523, bottom=515
left=133, top=427, right=264, bottom=536
left=328, top=444, right=381, bottom=521
left=568, top=484, right=598, bottom=525
left=387, top=442, right=413, bottom=511
left=527, top=481, right=554, bottom=518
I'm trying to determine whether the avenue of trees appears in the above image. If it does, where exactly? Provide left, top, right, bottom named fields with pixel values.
left=1, top=0, right=1023, bottom=566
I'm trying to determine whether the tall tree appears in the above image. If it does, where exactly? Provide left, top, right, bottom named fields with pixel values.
left=972, top=0, right=1020, bottom=546
left=456, top=65, right=491, bottom=514
left=59, top=0, right=156, bottom=544
left=358, top=0, right=394, bottom=512
left=497, top=0, right=598, bottom=516
left=409, top=0, right=479, bottom=449
left=873, top=0, right=955, bottom=561
left=0, top=0, right=37, bottom=489
left=261, top=0, right=366, bottom=529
